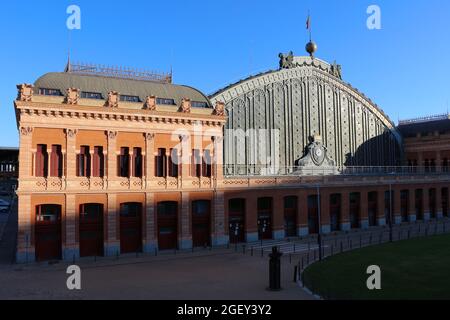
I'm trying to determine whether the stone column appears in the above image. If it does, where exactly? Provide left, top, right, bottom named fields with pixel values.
left=340, top=190, right=351, bottom=231
left=16, top=194, right=34, bottom=263
left=436, top=186, right=443, bottom=219
left=246, top=194, right=258, bottom=242
left=297, top=190, right=308, bottom=236
left=423, top=188, right=431, bottom=221
left=144, top=133, right=155, bottom=187
left=107, top=131, right=118, bottom=186
left=409, top=188, right=417, bottom=222
left=319, top=188, right=331, bottom=234
left=143, top=192, right=157, bottom=252
left=360, top=190, right=369, bottom=229
left=105, top=193, right=119, bottom=256
left=18, top=127, right=33, bottom=179
left=64, top=193, right=79, bottom=260
left=377, top=187, right=386, bottom=226
left=272, top=195, right=285, bottom=240
left=212, top=191, right=227, bottom=246
left=65, top=129, right=77, bottom=179
left=179, top=192, right=192, bottom=249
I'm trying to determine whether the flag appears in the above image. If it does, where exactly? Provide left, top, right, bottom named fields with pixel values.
left=306, top=15, right=311, bottom=30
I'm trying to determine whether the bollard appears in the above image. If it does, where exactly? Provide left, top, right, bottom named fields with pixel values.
left=289, top=253, right=292, bottom=264
left=268, top=247, right=283, bottom=291
left=331, top=245, right=334, bottom=256
left=261, top=248, right=264, bottom=258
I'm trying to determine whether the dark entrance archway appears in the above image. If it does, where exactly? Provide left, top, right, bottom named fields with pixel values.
left=284, top=196, right=297, bottom=237
left=120, top=202, right=143, bottom=254
left=257, top=197, right=272, bottom=240
left=79, top=203, right=104, bottom=257
left=349, top=193, right=360, bottom=229
left=308, top=195, right=319, bottom=234
left=228, top=199, right=245, bottom=244
left=157, top=201, right=178, bottom=250
left=35, top=204, right=62, bottom=261
left=192, top=200, right=211, bottom=247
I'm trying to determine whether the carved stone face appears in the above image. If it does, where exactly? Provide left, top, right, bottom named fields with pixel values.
left=214, top=102, right=225, bottom=116
left=65, top=88, right=80, bottom=105
left=180, top=99, right=191, bottom=113
left=17, top=84, right=34, bottom=102
left=144, top=96, right=156, bottom=111
left=106, top=91, right=119, bottom=108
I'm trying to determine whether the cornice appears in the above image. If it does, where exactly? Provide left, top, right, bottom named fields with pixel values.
left=15, top=101, right=227, bottom=127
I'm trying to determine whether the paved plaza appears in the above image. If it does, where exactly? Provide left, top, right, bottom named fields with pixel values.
left=1, top=196, right=449, bottom=300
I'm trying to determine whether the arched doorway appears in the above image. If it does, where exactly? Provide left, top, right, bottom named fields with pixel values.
left=228, top=199, right=245, bottom=243
left=192, top=200, right=211, bottom=247
left=284, top=196, right=297, bottom=237
left=368, top=192, right=377, bottom=227
left=415, top=189, right=423, bottom=220
left=79, top=203, right=104, bottom=257
left=330, top=194, right=341, bottom=232
left=258, top=197, right=272, bottom=240
left=157, top=201, right=178, bottom=250
left=35, top=204, right=62, bottom=261
left=350, top=193, right=360, bottom=229
left=400, top=190, right=409, bottom=222
left=120, top=202, right=143, bottom=254
left=308, top=195, right=319, bottom=234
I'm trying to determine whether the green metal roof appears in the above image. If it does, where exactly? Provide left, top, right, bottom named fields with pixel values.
left=34, top=72, right=212, bottom=107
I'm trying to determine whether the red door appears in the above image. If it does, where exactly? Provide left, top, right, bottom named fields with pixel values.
left=229, top=199, right=245, bottom=244
left=79, top=204, right=104, bottom=257
left=258, top=198, right=272, bottom=240
left=350, top=193, right=360, bottom=229
left=284, top=196, right=297, bottom=237
left=157, top=202, right=178, bottom=250
left=120, top=203, right=142, bottom=253
left=415, top=190, right=423, bottom=220
left=35, top=205, right=62, bottom=262
left=368, top=192, right=377, bottom=227
left=192, top=201, right=211, bottom=247
left=400, top=191, right=408, bottom=222
left=330, top=194, right=341, bottom=231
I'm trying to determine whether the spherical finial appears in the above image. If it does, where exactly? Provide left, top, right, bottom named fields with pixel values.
left=306, top=41, right=318, bottom=58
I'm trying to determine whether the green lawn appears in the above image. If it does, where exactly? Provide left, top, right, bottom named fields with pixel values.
left=302, top=234, right=450, bottom=300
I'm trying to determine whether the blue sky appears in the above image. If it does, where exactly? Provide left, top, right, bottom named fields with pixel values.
left=0, top=0, right=449, bottom=147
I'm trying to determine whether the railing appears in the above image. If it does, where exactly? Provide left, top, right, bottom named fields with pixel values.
left=398, top=113, right=450, bottom=125
left=224, top=165, right=450, bottom=177
left=67, top=62, right=172, bottom=84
